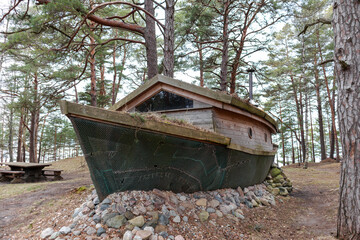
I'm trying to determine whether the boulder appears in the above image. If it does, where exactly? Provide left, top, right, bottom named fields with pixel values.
left=270, top=167, right=282, bottom=178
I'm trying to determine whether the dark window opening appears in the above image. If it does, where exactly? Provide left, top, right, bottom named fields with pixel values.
left=135, top=90, right=193, bottom=112
left=248, top=128, right=253, bottom=139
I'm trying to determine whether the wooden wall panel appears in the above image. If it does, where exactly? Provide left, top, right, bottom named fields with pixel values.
left=213, top=109, right=273, bottom=151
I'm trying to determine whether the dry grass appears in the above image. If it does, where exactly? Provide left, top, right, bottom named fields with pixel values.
left=0, top=156, right=89, bottom=199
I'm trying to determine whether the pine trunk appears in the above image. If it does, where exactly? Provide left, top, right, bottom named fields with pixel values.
left=163, top=0, right=175, bottom=78
left=220, top=0, right=229, bottom=91
left=16, top=108, right=24, bottom=162
left=144, top=0, right=158, bottom=79
left=334, top=1, right=360, bottom=238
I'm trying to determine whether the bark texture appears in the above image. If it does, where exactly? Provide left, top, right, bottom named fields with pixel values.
left=163, top=0, right=175, bottom=78
left=144, top=0, right=158, bottom=79
left=334, top=1, right=360, bottom=238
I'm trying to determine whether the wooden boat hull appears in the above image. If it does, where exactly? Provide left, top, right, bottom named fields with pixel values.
left=68, top=115, right=274, bottom=200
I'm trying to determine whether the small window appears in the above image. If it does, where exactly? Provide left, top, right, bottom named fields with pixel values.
left=248, top=128, right=253, bottom=139
left=264, top=133, right=268, bottom=142
left=135, top=90, right=193, bottom=112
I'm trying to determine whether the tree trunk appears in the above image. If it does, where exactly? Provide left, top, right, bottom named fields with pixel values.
left=111, top=42, right=117, bottom=105
left=89, top=27, right=97, bottom=107
left=291, top=130, right=295, bottom=164
left=163, top=0, right=175, bottom=78
left=317, top=30, right=339, bottom=160
left=144, top=0, right=158, bottom=79
left=220, top=0, right=229, bottom=91
left=16, top=108, right=24, bottom=162
left=309, top=100, right=315, bottom=162
left=29, top=73, right=40, bottom=163
left=7, top=105, right=14, bottom=162
left=198, top=42, right=204, bottom=87
left=314, top=52, right=327, bottom=160
left=279, top=103, right=286, bottom=166
left=334, top=1, right=360, bottom=238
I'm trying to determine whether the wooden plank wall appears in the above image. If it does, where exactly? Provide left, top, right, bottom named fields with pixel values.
left=213, top=109, right=273, bottom=151
left=161, top=108, right=214, bottom=131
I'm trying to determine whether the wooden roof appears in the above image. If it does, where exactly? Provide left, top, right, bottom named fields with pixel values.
left=109, top=75, right=278, bottom=132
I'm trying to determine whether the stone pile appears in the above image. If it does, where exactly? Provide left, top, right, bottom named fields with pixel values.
left=264, top=166, right=293, bottom=197
left=40, top=176, right=290, bottom=239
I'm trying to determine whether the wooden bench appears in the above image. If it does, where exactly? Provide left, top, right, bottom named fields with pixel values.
left=42, top=169, right=63, bottom=181
left=0, top=170, right=25, bottom=183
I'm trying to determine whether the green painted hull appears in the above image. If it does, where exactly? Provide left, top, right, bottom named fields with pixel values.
left=69, top=116, right=274, bottom=201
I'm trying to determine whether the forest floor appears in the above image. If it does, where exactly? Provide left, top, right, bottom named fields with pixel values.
left=0, top=157, right=340, bottom=239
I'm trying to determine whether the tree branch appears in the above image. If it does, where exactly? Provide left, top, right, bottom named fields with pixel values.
left=298, top=18, right=332, bottom=36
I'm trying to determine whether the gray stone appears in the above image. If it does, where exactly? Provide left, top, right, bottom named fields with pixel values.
left=73, top=208, right=81, bottom=218
left=159, top=231, right=169, bottom=238
left=73, top=231, right=81, bottom=236
left=49, top=231, right=59, bottom=240
left=279, top=187, right=289, bottom=196
left=206, top=208, right=216, bottom=213
left=179, top=196, right=187, bottom=201
left=59, top=226, right=71, bottom=235
left=182, top=216, right=188, bottom=222
left=92, top=214, right=101, bottom=223
left=123, top=230, right=133, bottom=240
left=99, top=203, right=110, bottom=211
left=86, top=226, right=96, bottom=235
left=102, top=212, right=119, bottom=224
left=93, top=197, right=100, bottom=205
left=172, top=215, right=181, bottom=223
left=175, top=235, right=185, bottom=240
left=106, top=215, right=127, bottom=228
left=96, top=227, right=106, bottom=236
left=102, top=198, right=112, bottom=204
left=40, top=228, right=54, bottom=239
left=169, top=210, right=177, bottom=217
left=158, top=214, right=169, bottom=225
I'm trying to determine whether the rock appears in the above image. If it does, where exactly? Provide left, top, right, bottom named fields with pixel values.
left=270, top=167, right=282, bottom=178
left=86, top=226, right=97, bottom=235
left=123, top=230, right=133, bottom=240
left=233, top=209, right=245, bottom=219
left=136, top=230, right=152, bottom=239
left=93, top=214, right=101, bottom=223
left=272, top=188, right=280, bottom=196
left=198, top=211, right=209, bottom=222
left=215, top=210, right=223, bottom=218
left=279, top=187, right=289, bottom=196
left=259, top=198, right=270, bottom=206
left=99, top=204, right=110, bottom=211
left=169, top=210, right=177, bottom=217
left=49, top=231, right=60, bottom=240
left=175, top=235, right=185, bottom=240
left=129, top=216, right=145, bottom=227
left=273, top=174, right=284, bottom=183
left=237, top=187, right=245, bottom=197
left=124, top=210, right=135, bottom=220
left=93, top=197, right=100, bottom=205
left=102, top=212, right=119, bottom=224
left=158, top=214, right=169, bottom=225
left=170, top=195, right=179, bottom=205
left=73, top=208, right=81, bottom=218
left=172, top=215, right=181, bottom=223
left=155, top=224, right=167, bottom=233
left=206, top=207, right=216, bottom=213
left=40, top=228, right=54, bottom=239
left=208, top=199, right=220, bottom=208
left=106, top=215, right=127, bottom=228
left=179, top=196, right=187, bottom=201
left=144, top=226, right=155, bottom=233
left=195, top=198, right=207, bottom=207
left=73, top=231, right=81, bottom=236
left=102, top=198, right=112, bottom=204
left=147, top=211, right=159, bottom=221
left=145, top=218, right=158, bottom=228
left=97, top=227, right=106, bottom=236
left=59, top=226, right=71, bottom=235
left=251, top=199, right=259, bottom=207
left=182, top=216, right=188, bottom=222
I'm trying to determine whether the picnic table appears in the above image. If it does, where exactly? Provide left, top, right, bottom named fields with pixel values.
left=4, top=162, right=51, bottom=182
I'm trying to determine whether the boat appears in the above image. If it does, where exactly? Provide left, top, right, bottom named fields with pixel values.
left=60, top=75, right=278, bottom=200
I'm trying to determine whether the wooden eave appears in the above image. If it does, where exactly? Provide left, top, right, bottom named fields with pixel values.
left=109, top=75, right=278, bottom=133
